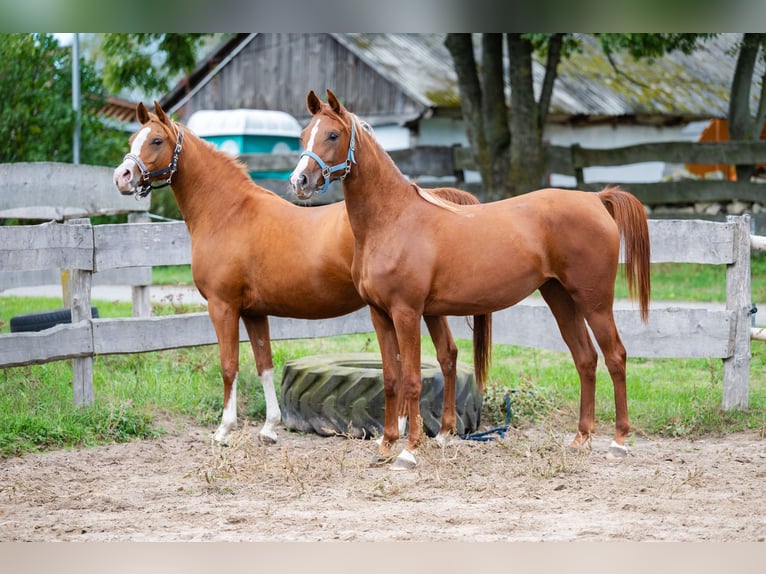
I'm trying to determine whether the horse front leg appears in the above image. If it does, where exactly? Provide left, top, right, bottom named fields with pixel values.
left=242, top=315, right=280, bottom=445
left=368, top=306, right=402, bottom=464
left=208, top=300, right=241, bottom=444
left=391, top=308, right=424, bottom=471
left=424, top=315, right=458, bottom=444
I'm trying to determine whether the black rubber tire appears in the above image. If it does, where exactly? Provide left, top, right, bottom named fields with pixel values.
left=280, top=353, right=482, bottom=439
left=10, top=307, right=100, bottom=333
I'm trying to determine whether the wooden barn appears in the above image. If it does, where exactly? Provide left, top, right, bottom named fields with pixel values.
left=158, top=33, right=762, bottom=186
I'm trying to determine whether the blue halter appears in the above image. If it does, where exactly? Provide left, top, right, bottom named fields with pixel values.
left=300, top=118, right=357, bottom=194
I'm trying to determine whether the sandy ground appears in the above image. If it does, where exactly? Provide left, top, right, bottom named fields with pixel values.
left=1, top=418, right=765, bottom=543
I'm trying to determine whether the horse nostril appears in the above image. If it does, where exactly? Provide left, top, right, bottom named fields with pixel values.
left=299, top=174, right=308, bottom=187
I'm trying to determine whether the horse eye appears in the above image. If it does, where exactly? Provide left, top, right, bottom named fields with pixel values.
left=328, top=132, right=339, bottom=141
left=152, top=138, right=163, bottom=146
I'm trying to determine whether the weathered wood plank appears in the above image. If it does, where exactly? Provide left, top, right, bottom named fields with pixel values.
left=0, top=322, right=93, bottom=367
left=445, top=300, right=733, bottom=360
left=389, top=146, right=458, bottom=178
left=92, top=309, right=376, bottom=355
left=572, top=140, right=766, bottom=168
left=0, top=267, right=152, bottom=292
left=645, top=220, right=736, bottom=264
left=0, top=162, right=149, bottom=219
left=581, top=180, right=766, bottom=204
left=239, top=153, right=301, bottom=172
left=0, top=221, right=93, bottom=272
left=93, top=222, right=191, bottom=270
left=723, top=215, right=752, bottom=409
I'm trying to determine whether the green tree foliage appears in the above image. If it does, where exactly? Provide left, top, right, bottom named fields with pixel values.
left=100, top=33, right=212, bottom=95
left=0, top=33, right=125, bottom=166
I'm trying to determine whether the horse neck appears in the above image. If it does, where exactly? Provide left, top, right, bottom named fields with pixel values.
left=168, top=133, right=266, bottom=230
left=341, top=131, right=414, bottom=241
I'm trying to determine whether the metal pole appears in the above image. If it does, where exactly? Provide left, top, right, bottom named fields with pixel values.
left=71, top=33, right=81, bottom=165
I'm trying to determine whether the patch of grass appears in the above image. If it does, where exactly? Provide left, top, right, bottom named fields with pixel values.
left=152, top=265, right=193, bottom=286
left=3, top=251, right=766, bottom=458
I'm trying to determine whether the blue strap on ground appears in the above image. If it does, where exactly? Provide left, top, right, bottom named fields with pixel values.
left=460, top=391, right=512, bottom=442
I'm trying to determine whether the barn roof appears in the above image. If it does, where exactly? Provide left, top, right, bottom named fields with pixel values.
left=160, top=33, right=757, bottom=127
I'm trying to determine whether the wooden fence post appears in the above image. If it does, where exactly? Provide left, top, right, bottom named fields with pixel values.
left=65, top=218, right=95, bottom=407
left=128, top=212, right=152, bottom=318
left=722, top=214, right=751, bottom=410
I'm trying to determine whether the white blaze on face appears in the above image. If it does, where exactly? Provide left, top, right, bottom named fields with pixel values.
left=113, top=126, right=150, bottom=188
left=289, top=119, right=321, bottom=186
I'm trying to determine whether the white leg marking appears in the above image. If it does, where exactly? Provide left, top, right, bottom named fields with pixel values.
left=259, top=368, right=280, bottom=444
left=435, top=431, right=449, bottom=445
left=398, top=415, right=408, bottom=437
left=608, top=439, right=630, bottom=459
left=213, top=374, right=238, bottom=443
left=392, top=448, right=417, bottom=471
left=289, top=119, right=320, bottom=185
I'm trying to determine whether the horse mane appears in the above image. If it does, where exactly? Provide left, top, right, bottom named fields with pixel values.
left=347, top=113, right=462, bottom=215
left=415, top=186, right=461, bottom=213
left=155, top=116, right=275, bottom=197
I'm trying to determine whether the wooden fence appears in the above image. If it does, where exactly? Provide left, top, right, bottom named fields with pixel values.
left=238, top=139, right=766, bottom=207
left=1, top=156, right=765, bottom=412
left=1, top=214, right=763, bottom=411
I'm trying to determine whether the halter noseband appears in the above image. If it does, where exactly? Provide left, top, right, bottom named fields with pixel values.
left=299, top=119, right=356, bottom=194
left=123, top=126, right=184, bottom=199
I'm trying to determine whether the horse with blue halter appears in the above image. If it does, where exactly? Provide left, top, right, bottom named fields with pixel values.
left=290, top=90, right=651, bottom=469
left=113, top=101, right=489, bottom=445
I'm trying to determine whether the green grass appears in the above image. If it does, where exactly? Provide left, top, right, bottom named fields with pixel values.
left=2, top=255, right=766, bottom=458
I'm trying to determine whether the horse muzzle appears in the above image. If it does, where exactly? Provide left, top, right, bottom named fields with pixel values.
left=289, top=172, right=319, bottom=200
left=113, top=161, right=138, bottom=196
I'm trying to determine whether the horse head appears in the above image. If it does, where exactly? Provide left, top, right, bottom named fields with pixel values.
left=113, top=101, right=184, bottom=198
left=290, top=89, right=358, bottom=200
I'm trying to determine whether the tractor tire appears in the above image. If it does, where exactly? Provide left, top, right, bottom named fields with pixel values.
left=10, top=307, right=100, bottom=333
left=280, top=353, right=482, bottom=439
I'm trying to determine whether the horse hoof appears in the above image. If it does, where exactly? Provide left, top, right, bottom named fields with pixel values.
left=391, top=449, right=417, bottom=471
left=258, top=431, right=277, bottom=445
left=434, top=432, right=450, bottom=446
left=607, top=440, right=630, bottom=459
left=212, top=433, right=230, bottom=446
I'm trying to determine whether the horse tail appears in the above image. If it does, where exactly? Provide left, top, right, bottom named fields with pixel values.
left=597, top=186, right=651, bottom=323
left=430, top=186, right=492, bottom=392
left=472, top=313, right=492, bottom=393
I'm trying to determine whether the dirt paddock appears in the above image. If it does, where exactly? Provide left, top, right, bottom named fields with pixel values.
left=1, top=419, right=765, bottom=542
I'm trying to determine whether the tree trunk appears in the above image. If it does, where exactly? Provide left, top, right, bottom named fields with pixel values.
left=444, top=34, right=491, bottom=190
left=728, top=33, right=764, bottom=182
left=480, top=34, right=511, bottom=201
left=507, top=33, right=546, bottom=196
left=446, top=33, right=557, bottom=200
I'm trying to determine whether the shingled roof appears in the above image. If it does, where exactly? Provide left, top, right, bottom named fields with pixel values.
left=160, top=33, right=758, bottom=127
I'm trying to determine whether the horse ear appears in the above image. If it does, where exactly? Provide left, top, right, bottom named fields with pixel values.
left=327, top=89, right=342, bottom=114
left=307, top=91, right=322, bottom=115
left=136, top=102, right=150, bottom=124
left=154, top=101, right=171, bottom=126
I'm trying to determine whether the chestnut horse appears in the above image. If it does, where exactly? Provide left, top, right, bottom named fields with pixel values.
left=290, top=90, right=651, bottom=469
left=113, top=101, right=489, bottom=445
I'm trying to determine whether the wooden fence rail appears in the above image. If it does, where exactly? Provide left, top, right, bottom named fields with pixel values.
left=242, top=139, right=766, bottom=200
left=1, top=216, right=762, bottom=411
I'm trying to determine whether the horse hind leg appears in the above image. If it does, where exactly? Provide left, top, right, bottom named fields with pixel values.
left=582, top=308, right=630, bottom=458
left=423, top=315, right=458, bottom=445
left=539, top=282, right=599, bottom=452
left=242, top=315, right=281, bottom=445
